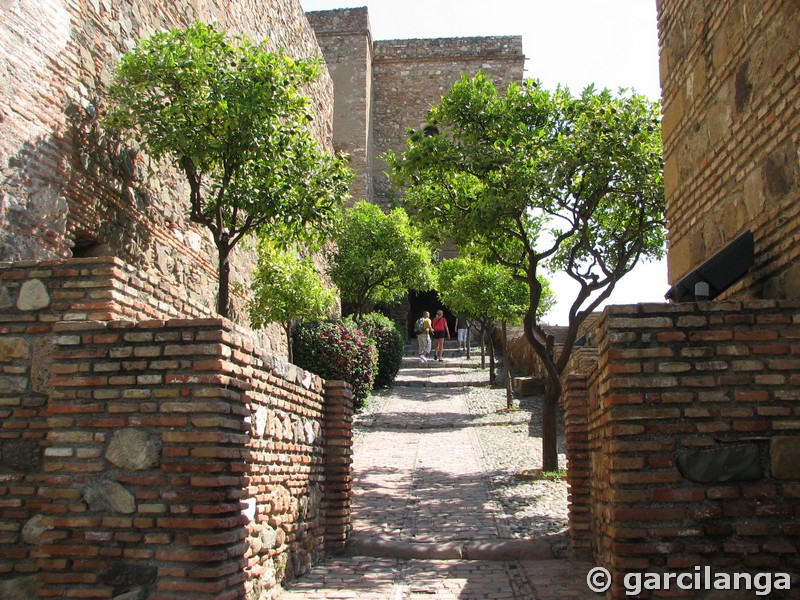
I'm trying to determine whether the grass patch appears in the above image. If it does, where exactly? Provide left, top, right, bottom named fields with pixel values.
left=514, top=468, right=567, bottom=482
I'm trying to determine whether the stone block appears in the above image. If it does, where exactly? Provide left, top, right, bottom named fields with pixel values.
left=513, top=376, right=542, bottom=396
left=16, top=279, right=50, bottom=311
left=0, top=439, right=43, bottom=472
left=677, top=443, right=762, bottom=483
left=0, top=575, right=38, bottom=600
left=0, top=337, right=29, bottom=361
left=84, top=480, right=136, bottom=514
left=22, top=514, right=52, bottom=545
left=770, top=436, right=800, bottom=479
left=106, top=429, right=161, bottom=471
left=0, top=285, right=13, bottom=311
left=100, top=562, right=157, bottom=587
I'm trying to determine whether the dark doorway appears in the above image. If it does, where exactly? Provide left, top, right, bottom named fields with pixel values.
left=407, top=290, right=455, bottom=338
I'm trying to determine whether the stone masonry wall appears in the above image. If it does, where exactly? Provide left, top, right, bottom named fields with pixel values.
left=370, top=36, right=524, bottom=208
left=658, top=0, right=800, bottom=300
left=306, top=8, right=374, bottom=204
left=565, top=302, right=800, bottom=598
left=0, top=0, right=334, bottom=331
left=305, top=11, right=525, bottom=210
left=0, top=259, right=354, bottom=599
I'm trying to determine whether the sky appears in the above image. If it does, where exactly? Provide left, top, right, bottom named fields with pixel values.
left=299, top=0, right=668, bottom=325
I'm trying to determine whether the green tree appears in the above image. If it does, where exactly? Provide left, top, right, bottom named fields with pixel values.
left=437, top=255, right=553, bottom=407
left=328, top=201, right=435, bottom=317
left=388, top=74, right=665, bottom=470
left=248, top=238, right=336, bottom=363
left=104, top=21, right=352, bottom=317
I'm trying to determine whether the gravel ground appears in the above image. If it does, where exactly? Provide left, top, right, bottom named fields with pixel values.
left=462, top=385, right=570, bottom=554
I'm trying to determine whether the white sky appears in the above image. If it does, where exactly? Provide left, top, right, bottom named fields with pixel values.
left=299, top=0, right=669, bottom=324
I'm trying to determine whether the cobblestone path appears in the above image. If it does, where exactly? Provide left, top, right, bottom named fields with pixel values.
left=281, top=347, right=595, bottom=599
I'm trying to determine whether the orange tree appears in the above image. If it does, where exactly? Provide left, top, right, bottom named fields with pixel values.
left=105, top=22, right=351, bottom=317
left=387, top=74, right=665, bottom=470
left=436, top=254, right=553, bottom=408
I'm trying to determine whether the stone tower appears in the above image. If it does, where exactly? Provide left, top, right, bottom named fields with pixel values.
left=306, top=8, right=525, bottom=208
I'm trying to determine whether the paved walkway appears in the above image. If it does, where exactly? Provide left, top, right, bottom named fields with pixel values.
left=282, top=345, right=596, bottom=599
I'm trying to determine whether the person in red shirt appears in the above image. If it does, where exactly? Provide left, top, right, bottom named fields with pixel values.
left=430, top=310, right=450, bottom=361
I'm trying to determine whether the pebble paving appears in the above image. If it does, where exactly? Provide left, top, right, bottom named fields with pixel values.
left=282, top=345, right=595, bottom=599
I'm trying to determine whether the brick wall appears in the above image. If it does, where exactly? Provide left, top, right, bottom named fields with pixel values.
left=657, top=0, right=800, bottom=300
left=565, top=302, right=800, bottom=598
left=0, top=0, right=334, bottom=330
left=0, top=259, right=354, bottom=599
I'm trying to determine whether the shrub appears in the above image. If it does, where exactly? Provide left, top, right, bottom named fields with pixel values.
left=292, top=320, right=378, bottom=408
left=350, top=313, right=404, bottom=389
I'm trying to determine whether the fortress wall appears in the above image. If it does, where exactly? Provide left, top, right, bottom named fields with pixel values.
left=306, top=8, right=375, bottom=203
left=0, top=0, right=334, bottom=332
left=371, top=36, right=524, bottom=208
left=658, top=0, right=800, bottom=300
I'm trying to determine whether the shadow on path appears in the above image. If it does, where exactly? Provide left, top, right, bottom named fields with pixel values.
left=281, top=342, right=595, bottom=599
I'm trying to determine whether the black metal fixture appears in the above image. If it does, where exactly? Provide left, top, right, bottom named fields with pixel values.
left=664, top=230, right=755, bottom=302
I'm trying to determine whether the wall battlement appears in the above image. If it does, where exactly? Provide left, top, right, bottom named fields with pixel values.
left=374, top=36, right=523, bottom=62
left=305, top=7, right=371, bottom=36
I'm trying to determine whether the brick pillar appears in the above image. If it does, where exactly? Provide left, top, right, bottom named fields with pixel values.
left=41, top=319, right=252, bottom=600
left=563, top=371, right=592, bottom=555
left=322, top=381, right=354, bottom=554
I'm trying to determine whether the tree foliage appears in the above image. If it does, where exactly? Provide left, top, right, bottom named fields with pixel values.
left=328, top=201, right=435, bottom=317
left=104, top=21, right=352, bottom=317
left=388, top=74, right=665, bottom=469
left=436, top=255, right=553, bottom=397
left=436, top=256, right=530, bottom=327
left=248, top=238, right=336, bottom=363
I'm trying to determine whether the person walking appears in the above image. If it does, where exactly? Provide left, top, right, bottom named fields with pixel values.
left=431, top=310, right=450, bottom=361
left=415, top=310, right=432, bottom=363
left=455, top=316, right=469, bottom=352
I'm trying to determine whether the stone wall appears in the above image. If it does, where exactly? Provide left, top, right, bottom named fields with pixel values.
left=305, top=9, right=525, bottom=210
left=0, top=259, right=354, bottom=599
left=371, top=36, right=525, bottom=207
left=0, top=0, right=334, bottom=332
left=565, top=302, right=800, bottom=598
left=658, top=0, right=800, bottom=300
left=306, top=8, right=374, bottom=205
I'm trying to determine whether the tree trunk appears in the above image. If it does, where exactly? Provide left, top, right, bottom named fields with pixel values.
left=216, top=242, right=231, bottom=318
left=477, top=324, right=486, bottom=368
left=542, top=382, right=559, bottom=471
left=502, top=321, right=513, bottom=409
left=488, top=325, right=496, bottom=385
left=541, top=333, right=558, bottom=471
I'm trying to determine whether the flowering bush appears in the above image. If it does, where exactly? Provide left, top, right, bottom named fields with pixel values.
left=292, top=320, right=378, bottom=408
left=350, top=313, right=404, bottom=389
